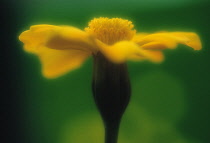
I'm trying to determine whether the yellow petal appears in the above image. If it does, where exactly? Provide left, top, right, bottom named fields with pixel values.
left=131, top=33, right=149, bottom=43
left=18, top=24, right=97, bottom=78
left=171, top=32, right=202, bottom=50
left=97, top=41, right=164, bottom=63
left=144, top=51, right=164, bottom=62
left=139, top=42, right=169, bottom=50
left=136, top=32, right=202, bottom=50
left=38, top=47, right=90, bottom=78
left=19, top=24, right=97, bottom=53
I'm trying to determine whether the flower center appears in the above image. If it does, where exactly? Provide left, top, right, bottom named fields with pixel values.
left=85, top=17, right=136, bottom=45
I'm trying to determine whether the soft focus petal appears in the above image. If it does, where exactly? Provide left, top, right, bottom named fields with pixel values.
left=131, top=33, right=149, bottom=43
left=97, top=41, right=164, bottom=63
left=18, top=24, right=96, bottom=78
left=140, top=42, right=169, bottom=50
left=171, top=32, right=202, bottom=50
left=37, top=47, right=90, bottom=78
left=135, top=32, right=202, bottom=50
left=19, top=24, right=97, bottom=53
left=129, top=50, right=164, bottom=63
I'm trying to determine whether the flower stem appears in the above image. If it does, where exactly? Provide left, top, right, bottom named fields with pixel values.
left=92, top=52, right=131, bottom=143
left=104, top=120, right=120, bottom=143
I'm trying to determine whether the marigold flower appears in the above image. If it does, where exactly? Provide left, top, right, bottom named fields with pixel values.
left=19, top=17, right=201, bottom=78
left=18, top=17, right=202, bottom=143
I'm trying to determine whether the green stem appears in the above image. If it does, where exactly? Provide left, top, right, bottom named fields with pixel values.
left=105, top=121, right=120, bottom=143
left=92, top=52, right=131, bottom=143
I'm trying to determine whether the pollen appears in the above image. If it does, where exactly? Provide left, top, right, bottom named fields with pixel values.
left=85, top=17, right=136, bottom=45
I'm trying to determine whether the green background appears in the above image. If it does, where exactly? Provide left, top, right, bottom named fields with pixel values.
left=6, top=0, right=210, bottom=143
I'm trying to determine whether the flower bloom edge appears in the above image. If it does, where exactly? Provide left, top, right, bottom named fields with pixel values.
left=19, top=17, right=202, bottom=78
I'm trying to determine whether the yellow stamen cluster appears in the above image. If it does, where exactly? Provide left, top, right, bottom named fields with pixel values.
left=85, top=17, right=136, bottom=45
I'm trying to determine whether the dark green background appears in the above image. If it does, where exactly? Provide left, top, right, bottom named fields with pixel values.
left=3, top=0, right=210, bottom=143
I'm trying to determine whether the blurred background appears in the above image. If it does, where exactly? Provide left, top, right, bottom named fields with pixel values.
left=2, top=0, right=210, bottom=143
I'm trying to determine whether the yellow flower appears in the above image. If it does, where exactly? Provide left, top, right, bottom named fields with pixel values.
left=19, top=17, right=201, bottom=78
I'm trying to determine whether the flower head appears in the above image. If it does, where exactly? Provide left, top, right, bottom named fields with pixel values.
left=85, top=17, right=136, bottom=44
left=19, top=17, right=201, bottom=78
